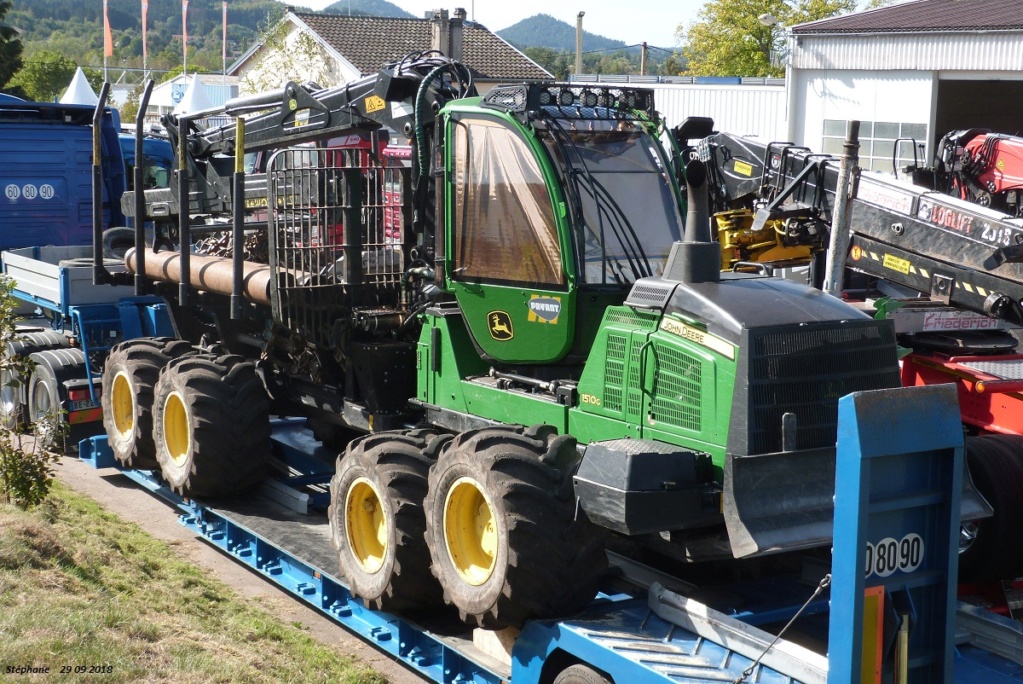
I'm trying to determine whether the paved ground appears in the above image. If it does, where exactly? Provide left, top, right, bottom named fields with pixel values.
left=55, top=454, right=428, bottom=684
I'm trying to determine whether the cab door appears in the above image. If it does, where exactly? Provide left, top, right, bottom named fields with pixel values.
left=445, top=114, right=575, bottom=364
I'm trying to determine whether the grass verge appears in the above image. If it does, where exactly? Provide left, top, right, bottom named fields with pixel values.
left=0, top=481, right=387, bottom=684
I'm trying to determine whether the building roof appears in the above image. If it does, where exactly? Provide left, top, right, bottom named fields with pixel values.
left=292, top=12, right=551, bottom=81
left=793, top=0, right=1023, bottom=34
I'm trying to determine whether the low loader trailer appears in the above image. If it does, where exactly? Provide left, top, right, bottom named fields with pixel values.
left=79, top=385, right=1023, bottom=684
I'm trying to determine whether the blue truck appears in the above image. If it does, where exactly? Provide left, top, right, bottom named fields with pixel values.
left=0, top=98, right=126, bottom=250
left=0, top=95, right=173, bottom=439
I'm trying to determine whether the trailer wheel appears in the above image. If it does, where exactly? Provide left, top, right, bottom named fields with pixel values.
left=27, top=347, right=87, bottom=450
left=329, top=429, right=448, bottom=611
left=102, top=338, right=196, bottom=470
left=425, top=425, right=607, bottom=629
left=153, top=354, right=270, bottom=497
left=960, top=434, right=1023, bottom=582
left=553, top=664, right=613, bottom=684
left=1, top=331, right=69, bottom=430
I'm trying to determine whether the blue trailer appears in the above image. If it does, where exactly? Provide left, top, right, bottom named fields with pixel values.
left=77, top=385, right=1023, bottom=684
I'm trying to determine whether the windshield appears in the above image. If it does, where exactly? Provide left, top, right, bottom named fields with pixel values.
left=538, top=117, right=683, bottom=285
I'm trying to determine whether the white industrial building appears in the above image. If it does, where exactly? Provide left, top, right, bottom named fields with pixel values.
left=787, top=0, right=1023, bottom=171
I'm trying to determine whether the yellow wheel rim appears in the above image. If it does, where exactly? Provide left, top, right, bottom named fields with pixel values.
left=111, top=371, right=135, bottom=438
left=163, top=391, right=191, bottom=468
left=345, top=478, right=387, bottom=574
left=443, top=477, right=497, bottom=586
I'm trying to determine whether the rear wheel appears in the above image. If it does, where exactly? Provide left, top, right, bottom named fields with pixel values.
left=26, top=347, right=87, bottom=450
left=153, top=354, right=270, bottom=497
left=1, top=331, right=68, bottom=430
left=960, top=434, right=1023, bottom=582
left=424, top=425, right=607, bottom=629
left=102, top=338, right=195, bottom=469
left=329, top=429, right=447, bottom=611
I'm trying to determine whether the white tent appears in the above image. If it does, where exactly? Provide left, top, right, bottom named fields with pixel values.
left=172, top=75, right=215, bottom=115
left=59, top=67, right=99, bottom=106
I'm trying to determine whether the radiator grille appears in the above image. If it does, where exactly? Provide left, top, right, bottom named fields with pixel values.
left=605, top=308, right=659, bottom=330
left=744, top=322, right=899, bottom=454
left=603, top=333, right=627, bottom=413
left=651, top=343, right=702, bottom=432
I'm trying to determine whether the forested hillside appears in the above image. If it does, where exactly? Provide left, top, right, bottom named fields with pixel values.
left=4, top=0, right=407, bottom=75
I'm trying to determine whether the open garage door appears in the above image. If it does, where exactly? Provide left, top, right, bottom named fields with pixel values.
left=935, top=80, right=1023, bottom=146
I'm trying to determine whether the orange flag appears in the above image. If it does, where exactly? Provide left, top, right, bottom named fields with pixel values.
left=103, top=0, right=113, bottom=57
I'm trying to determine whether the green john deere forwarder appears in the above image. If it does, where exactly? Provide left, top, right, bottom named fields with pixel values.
left=93, top=53, right=987, bottom=630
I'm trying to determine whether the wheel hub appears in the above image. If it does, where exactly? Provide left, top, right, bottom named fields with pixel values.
left=443, top=477, right=497, bottom=586
left=345, top=478, right=387, bottom=574
left=163, top=391, right=191, bottom=467
left=111, top=371, right=135, bottom=438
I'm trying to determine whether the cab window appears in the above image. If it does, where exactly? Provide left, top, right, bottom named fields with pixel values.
left=451, top=117, right=563, bottom=286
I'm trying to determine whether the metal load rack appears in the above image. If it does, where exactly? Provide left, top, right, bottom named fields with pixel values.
left=77, top=387, right=1023, bottom=684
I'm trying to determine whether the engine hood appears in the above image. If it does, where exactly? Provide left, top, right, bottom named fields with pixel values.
left=656, top=273, right=871, bottom=345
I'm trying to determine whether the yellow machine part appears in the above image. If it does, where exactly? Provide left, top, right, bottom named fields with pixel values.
left=714, top=208, right=816, bottom=270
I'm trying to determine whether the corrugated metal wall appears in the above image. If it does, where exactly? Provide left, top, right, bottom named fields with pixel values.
left=790, top=32, right=1023, bottom=72
left=643, top=84, right=787, bottom=141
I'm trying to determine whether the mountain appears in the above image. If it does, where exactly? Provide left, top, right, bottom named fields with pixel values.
left=497, top=14, right=626, bottom=53
left=322, top=0, right=414, bottom=18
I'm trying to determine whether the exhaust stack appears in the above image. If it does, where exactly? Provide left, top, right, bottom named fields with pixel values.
left=664, top=159, right=720, bottom=284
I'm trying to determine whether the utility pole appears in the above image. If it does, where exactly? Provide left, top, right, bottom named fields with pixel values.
left=575, top=12, right=585, bottom=77
left=640, top=42, right=647, bottom=76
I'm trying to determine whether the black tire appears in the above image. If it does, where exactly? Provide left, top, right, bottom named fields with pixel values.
left=102, top=227, right=137, bottom=260
left=101, top=338, right=196, bottom=470
left=27, top=347, right=87, bottom=451
left=328, top=429, right=448, bottom=612
left=424, top=425, right=607, bottom=629
left=959, top=434, right=1023, bottom=582
left=553, top=664, right=613, bottom=684
left=153, top=354, right=270, bottom=497
left=1, top=331, right=68, bottom=430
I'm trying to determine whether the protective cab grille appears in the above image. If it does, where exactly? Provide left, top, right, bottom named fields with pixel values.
left=741, top=321, right=899, bottom=454
left=267, top=148, right=408, bottom=347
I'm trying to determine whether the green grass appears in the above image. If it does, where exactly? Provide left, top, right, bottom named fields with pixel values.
left=0, top=482, right=388, bottom=684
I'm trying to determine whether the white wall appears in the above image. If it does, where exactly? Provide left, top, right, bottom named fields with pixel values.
left=791, top=70, right=934, bottom=164
left=236, top=26, right=357, bottom=95
left=647, top=83, right=787, bottom=141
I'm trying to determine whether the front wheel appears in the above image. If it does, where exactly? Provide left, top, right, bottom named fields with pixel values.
left=424, top=425, right=607, bottom=629
left=153, top=354, right=270, bottom=497
left=329, top=429, right=447, bottom=612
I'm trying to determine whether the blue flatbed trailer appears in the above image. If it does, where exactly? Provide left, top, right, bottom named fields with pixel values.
left=75, top=387, right=1023, bottom=684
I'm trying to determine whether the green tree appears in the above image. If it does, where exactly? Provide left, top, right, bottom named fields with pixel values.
left=681, top=0, right=854, bottom=77
left=0, top=0, right=23, bottom=94
left=0, top=277, right=65, bottom=509
left=8, top=50, right=78, bottom=102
